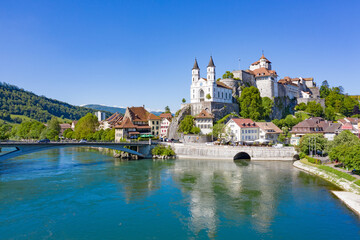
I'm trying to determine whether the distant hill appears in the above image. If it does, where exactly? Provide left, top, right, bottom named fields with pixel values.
left=0, top=82, right=110, bottom=123
left=83, top=104, right=163, bottom=116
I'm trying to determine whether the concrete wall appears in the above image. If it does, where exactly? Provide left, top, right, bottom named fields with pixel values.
left=168, top=143, right=297, bottom=161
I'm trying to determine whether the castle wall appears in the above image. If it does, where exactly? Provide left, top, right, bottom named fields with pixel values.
left=181, top=102, right=239, bottom=121
left=256, top=79, right=273, bottom=98
left=297, top=98, right=325, bottom=108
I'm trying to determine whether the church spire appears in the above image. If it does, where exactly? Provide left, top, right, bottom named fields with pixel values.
left=192, top=58, right=199, bottom=69
left=207, top=56, right=215, bottom=67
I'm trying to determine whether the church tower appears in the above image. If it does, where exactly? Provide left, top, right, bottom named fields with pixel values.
left=192, top=58, right=200, bottom=82
left=207, top=56, right=216, bottom=82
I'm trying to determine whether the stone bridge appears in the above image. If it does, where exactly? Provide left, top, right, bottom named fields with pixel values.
left=0, top=141, right=158, bottom=161
left=168, top=143, right=298, bottom=161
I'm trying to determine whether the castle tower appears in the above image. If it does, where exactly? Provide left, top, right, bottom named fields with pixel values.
left=192, top=58, right=200, bottom=82
left=207, top=56, right=216, bottom=82
left=259, top=54, right=271, bottom=70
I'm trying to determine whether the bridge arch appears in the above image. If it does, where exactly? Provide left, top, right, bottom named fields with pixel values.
left=293, top=154, right=300, bottom=160
left=233, top=152, right=251, bottom=161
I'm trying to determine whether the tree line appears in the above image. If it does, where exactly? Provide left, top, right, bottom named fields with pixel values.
left=0, top=82, right=102, bottom=123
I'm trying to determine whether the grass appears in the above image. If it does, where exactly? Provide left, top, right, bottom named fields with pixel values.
left=300, top=158, right=357, bottom=182
left=354, top=179, right=360, bottom=187
left=318, top=165, right=356, bottom=182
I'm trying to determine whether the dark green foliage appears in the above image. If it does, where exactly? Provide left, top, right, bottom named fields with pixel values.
left=272, top=114, right=302, bottom=130
left=206, top=93, right=211, bottom=100
left=73, top=113, right=99, bottom=140
left=182, top=98, right=186, bottom=103
left=295, top=102, right=307, bottom=111
left=0, top=124, right=12, bottom=140
left=165, top=106, right=171, bottom=113
left=178, top=115, right=199, bottom=134
left=11, top=121, right=46, bottom=140
left=222, top=71, right=234, bottom=79
left=63, top=128, right=74, bottom=139
left=151, top=145, right=175, bottom=156
left=327, top=130, right=360, bottom=169
left=238, top=86, right=263, bottom=121
left=306, top=101, right=324, bottom=117
left=320, top=80, right=330, bottom=98
left=262, top=97, right=273, bottom=120
left=298, top=134, right=328, bottom=155
left=0, top=82, right=98, bottom=122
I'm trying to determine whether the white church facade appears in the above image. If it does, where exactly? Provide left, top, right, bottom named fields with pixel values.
left=190, top=56, right=233, bottom=104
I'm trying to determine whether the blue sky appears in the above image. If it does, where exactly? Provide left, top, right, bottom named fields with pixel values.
left=0, top=0, right=359, bottom=112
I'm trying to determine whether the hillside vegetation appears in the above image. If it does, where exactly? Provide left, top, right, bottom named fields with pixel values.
left=0, top=82, right=99, bottom=122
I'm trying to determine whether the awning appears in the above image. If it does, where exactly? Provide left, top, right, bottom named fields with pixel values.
left=140, top=134, right=154, bottom=138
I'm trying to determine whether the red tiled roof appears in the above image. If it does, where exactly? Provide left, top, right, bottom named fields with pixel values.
left=195, top=109, right=214, bottom=119
left=159, top=113, right=173, bottom=119
left=251, top=54, right=271, bottom=65
left=231, top=118, right=258, bottom=128
left=115, top=117, right=136, bottom=129
left=216, top=81, right=232, bottom=90
left=255, top=122, right=283, bottom=134
left=341, top=122, right=354, bottom=130
left=251, top=67, right=277, bottom=77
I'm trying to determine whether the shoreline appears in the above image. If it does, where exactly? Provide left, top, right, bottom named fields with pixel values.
left=293, top=160, right=360, bottom=216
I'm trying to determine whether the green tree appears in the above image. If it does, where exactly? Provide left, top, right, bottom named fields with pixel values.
left=182, top=98, right=186, bottom=103
left=295, top=102, right=307, bottom=111
left=325, top=106, right=336, bottom=121
left=0, top=124, right=12, bottom=140
left=320, top=80, right=330, bottom=98
left=262, top=97, right=273, bottom=120
left=222, top=71, right=234, bottom=79
left=206, top=93, right=211, bottom=100
left=306, top=101, right=324, bottom=117
left=165, top=106, right=171, bottom=113
left=74, top=113, right=99, bottom=140
left=178, top=115, right=200, bottom=134
left=211, top=123, right=226, bottom=139
left=63, top=128, right=74, bottom=139
left=299, top=134, right=328, bottom=155
left=238, top=86, right=263, bottom=121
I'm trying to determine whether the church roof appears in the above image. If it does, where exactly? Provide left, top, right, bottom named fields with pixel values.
left=207, top=56, right=215, bottom=67
left=192, top=58, right=199, bottom=69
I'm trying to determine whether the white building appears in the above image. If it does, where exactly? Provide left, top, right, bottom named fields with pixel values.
left=190, top=57, right=233, bottom=104
left=225, top=118, right=259, bottom=142
left=194, top=109, right=214, bottom=135
left=255, top=122, right=283, bottom=143
left=95, top=111, right=106, bottom=121
left=159, top=113, right=172, bottom=138
left=247, top=55, right=279, bottom=99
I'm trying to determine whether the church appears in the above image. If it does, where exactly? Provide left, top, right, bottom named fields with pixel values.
left=190, top=56, right=233, bottom=104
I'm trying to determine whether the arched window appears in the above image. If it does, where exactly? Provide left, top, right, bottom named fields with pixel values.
left=199, top=89, right=205, bottom=102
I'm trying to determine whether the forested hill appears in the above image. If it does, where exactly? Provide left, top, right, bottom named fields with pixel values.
left=0, top=82, right=99, bottom=123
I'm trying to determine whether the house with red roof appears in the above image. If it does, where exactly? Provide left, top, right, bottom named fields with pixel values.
left=225, top=118, right=259, bottom=142
left=114, top=106, right=161, bottom=141
left=194, top=109, right=214, bottom=135
left=159, top=113, right=172, bottom=138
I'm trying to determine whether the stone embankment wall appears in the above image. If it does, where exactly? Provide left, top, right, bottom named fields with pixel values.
left=167, top=143, right=297, bottom=161
left=293, top=160, right=360, bottom=194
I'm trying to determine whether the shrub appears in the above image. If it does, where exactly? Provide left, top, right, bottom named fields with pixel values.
left=151, top=145, right=175, bottom=156
left=305, top=155, right=321, bottom=165
left=299, top=152, right=306, bottom=159
left=318, top=165, right=356, bottom=181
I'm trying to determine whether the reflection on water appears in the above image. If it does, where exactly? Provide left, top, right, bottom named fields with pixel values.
left=0, top=148, right=359, bottom=239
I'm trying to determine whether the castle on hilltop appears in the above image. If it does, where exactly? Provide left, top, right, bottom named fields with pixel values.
left=184, top=54, right=324, bottom=120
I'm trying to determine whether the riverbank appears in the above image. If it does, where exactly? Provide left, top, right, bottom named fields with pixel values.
left=293, top=160, right=360, bottom=216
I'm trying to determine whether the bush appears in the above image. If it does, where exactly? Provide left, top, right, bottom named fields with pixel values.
left=299, top=152, right=306, bottom=159
left=318, top=165, right=356, bottom=181
left=305, top=155, right=321, bottom=165
left=151, top=145, right=175, bottom=156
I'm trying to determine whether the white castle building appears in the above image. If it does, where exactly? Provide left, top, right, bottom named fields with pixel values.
left=183, top=54, right=322, bottom=121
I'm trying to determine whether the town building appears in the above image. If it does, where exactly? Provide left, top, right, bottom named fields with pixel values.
left=114, top=106, right=161, bottom=141
left=255, top=122, right=283, bottom=143
left=59, top=123, right=71, bottom=137
left=225, top=118, right=259, bottom=143
left=100, top=112, right=123, bottom=130
left=194, top=109, right=214, bottom=135
left=338, top=117, right=359, bottom=138
left=159, top=113, right=172, bottom=138
left=95, top=111, right=106, bottom=121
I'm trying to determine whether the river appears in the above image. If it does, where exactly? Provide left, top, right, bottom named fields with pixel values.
left=0, top=148, right=359, bottom=239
